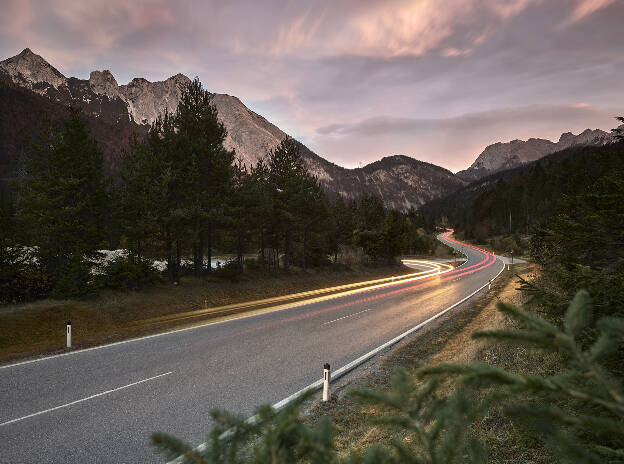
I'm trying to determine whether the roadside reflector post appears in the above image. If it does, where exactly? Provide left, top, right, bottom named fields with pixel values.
left=66, top=320, right=71, bottom=348
left=323, top=363, right=331, bottom=402
left=488, top=279, right=491, bottom=290
left=507, top=264, right=510, bottom=271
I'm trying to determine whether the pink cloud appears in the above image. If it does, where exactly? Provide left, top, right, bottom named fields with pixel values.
left=563, top=0, right=615, bottom=25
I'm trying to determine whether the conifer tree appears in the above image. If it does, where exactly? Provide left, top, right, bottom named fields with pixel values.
left=119, top=133, right=171, bottom=262
left=17, top=108, right=108, bottom=296
left=175, top=78, right=235, bottom=275
left=267, top=137, right=317, bottom=269
left=419, top=291, right=624, bottom=462
left=612, top=116, right=624, bottom=141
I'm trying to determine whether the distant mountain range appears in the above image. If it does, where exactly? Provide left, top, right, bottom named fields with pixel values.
left=456, top=127, right=616, bottom=181
left=0, top=48, right=618, bottom=209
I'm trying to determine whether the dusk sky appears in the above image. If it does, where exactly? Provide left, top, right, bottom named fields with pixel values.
left=1, top=0, right=623, bottom=172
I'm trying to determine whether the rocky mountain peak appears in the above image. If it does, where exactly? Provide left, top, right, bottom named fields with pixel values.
left=0, top=48, right=471, bottom=210
left=168, top=73, right=190, bottom=83
left=0, top=48, right=66, bottom=89
left=457, top=127, right=615, bottom=181
left=118, top=74, right=190, bottom=125
left=89, top=70, right=119, bottom=98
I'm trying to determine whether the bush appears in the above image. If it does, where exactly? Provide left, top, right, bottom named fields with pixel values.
left=97, top=255, right=162, bottom=290
left=0, top=268, right=51, bottom=304
left=213, top=260, right=242, bottom=282
left=51, top=255, right=95, bottom=299
left=244, top=257, right=262, bottom=272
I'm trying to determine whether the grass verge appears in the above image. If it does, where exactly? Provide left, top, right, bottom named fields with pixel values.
left=0, top=265, right=409, bottom=364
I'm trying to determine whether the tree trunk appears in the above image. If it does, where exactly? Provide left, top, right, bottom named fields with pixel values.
left=206, top=223, right=212, bottom=274
left=165, top=229, right=174, bottom=282
left=198, top=232, right=204, bottom=276
left=193, top=218, right=201, bottom=277
left=260, top=227, right=265, bottom=266
left=175, top=239, right=181, bottom=282
left=302, top=231, right=307, bottom=269
left=237, top=231, right=243, bottom=271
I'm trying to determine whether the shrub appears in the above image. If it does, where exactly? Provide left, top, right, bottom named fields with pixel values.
left=213, top=260, right=242, bottom=282
left=97, top=255, right=162, bottom=290
left=0, top=268, right=51, bottom=304
left=51, top=255, right=95, bottom=299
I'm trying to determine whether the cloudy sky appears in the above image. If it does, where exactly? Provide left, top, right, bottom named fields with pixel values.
left=1, top=0, right=622, bottom=171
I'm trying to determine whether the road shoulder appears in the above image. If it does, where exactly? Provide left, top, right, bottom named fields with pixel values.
left=303, top=263, right=535, bottom=455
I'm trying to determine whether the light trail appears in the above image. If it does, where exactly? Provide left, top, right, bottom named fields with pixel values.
left=133, top=260, right=453, bottom=328
left=133, top=231, right=493, bottom=332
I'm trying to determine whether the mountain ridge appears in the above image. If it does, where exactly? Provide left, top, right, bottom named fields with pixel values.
left=0, top=48, right=467, bottom=210
left=457, top=127, right=616, bottom=181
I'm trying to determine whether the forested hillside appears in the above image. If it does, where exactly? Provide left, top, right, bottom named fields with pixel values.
left=0, top=78, right=438, bottom=304
left=423, top=139, right=624, bottom=243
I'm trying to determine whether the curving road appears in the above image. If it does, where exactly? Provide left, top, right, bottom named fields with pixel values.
left=0, top=232, right=504, bottom=463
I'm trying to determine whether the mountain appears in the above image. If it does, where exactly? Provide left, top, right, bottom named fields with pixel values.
left=457, top=128, right=616, bottom=181
left=423, top=140, right=624, bottom=240
left=0, top=68, right=145, bottom=179
left=0, top=48, right=467, bottom=210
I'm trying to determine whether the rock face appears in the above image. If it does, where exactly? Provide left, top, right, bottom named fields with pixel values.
left=118, top=74, right=191, bottom=125
left=457, top=129, right=615, bottom=181
left=89, top=70, right=120, bottom=98
left=1, top=48, right=469, bottom=210
left=0, top=48, right=67, bottom=89
left=328, top=155, right=467, bottom=210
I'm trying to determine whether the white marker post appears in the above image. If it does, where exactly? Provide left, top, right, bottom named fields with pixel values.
left=488, top=279, right=491, bottom=290
left=66, top=320, right=71, bottom=348
left=322, top=363, right=331, bottom=402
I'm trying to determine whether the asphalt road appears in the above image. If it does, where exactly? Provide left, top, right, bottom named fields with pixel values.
left=0, top=232, right=503, bottom=463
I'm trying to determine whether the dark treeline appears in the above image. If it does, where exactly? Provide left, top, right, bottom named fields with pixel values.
left=424, top=135, right=624, bottom=316
left=423, top=138, right=624, bottom=249
left=1, top=79, right=436, bottom=304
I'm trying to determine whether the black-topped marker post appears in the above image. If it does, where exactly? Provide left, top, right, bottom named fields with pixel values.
left=323, top=363, right=331, bottom=402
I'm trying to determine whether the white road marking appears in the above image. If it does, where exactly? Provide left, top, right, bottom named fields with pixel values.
left=323, top=308, right=373, bottom=325
left=0, top=371, right=172, bottom=427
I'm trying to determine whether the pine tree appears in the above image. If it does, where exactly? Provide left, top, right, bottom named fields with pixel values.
left=17, top=108, right=108, bottom=297
left=419, top=291, right=624, bottom=462
left=152, top=390, right=337, bottom=464
left=119, top=133, right=171, bottom=262
left=612, top=116, right=624, bottom=141
left=175, top=78, right=235, bottom=275
left=267, top=137, right=319, bottom=269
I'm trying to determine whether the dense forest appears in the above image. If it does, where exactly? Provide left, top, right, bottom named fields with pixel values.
left=423, top=136, right=624, bottom=247
left=0, top=79, right=438, bottom=304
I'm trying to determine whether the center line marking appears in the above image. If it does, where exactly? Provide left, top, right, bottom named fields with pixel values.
left=323, top=308, right=373, bottom=325
left=0, top=371, right=173, bottom=427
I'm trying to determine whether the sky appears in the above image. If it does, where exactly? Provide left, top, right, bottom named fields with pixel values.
left=1, top=0, right=623, bottom=172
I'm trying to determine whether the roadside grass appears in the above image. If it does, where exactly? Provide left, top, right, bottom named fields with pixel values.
left=304, top=263, right=551, bottom=462
left=0, top=264, right=407, bottom=364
